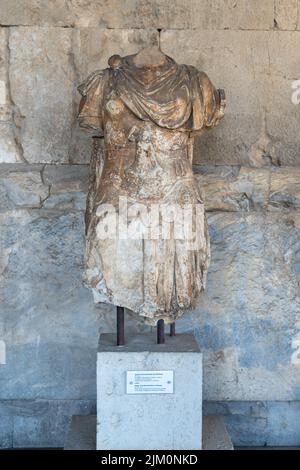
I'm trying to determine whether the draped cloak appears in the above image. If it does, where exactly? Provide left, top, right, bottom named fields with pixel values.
left=78, top=54, right=223, bottom=134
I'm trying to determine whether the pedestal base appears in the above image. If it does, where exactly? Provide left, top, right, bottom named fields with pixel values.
left=97, top=333, right=202, bottom=450
left=64, top=415, right=234, bottom=450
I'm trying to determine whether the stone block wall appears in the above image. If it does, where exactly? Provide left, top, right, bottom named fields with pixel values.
left=0, top=1, right=299, bottom=448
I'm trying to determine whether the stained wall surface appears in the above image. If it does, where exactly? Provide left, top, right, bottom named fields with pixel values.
left=0, top=1, right=300, bottom=447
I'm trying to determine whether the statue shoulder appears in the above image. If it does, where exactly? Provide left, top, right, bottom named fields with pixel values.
left=187, top=66, right=212, bottom=87
left=77, top=69, right=109, bottom=97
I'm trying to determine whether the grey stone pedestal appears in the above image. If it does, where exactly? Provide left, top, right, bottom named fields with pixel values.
left=64, top=414, right=234, bottom=450
left=97, top=333, right=203, bottom=450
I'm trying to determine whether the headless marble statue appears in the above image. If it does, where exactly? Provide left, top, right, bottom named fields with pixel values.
left=78, top=46, right=225, bottom=327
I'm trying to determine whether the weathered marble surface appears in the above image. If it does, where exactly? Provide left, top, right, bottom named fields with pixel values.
left=1, top=398, right=299, bottom=448
left=42, top=164, right=89, bottom=210
left=1, top=166, right=299, bottom=401
left=0, top=164, right=47, bottom=209
left=8, top=27, right=74, bottom=163
left=0, top=399, right=95, bottom=448
left=0, top=164, right=300, bottom=446
left=2, top=27, right=159, bottom=164
left=195, top=166, right=270, bottom=211
left=71, top=28, right=158, bottom=163
left=0, top=208, right=109, bottom=401
left=204, top=401, right=300, bottom=447
left=78, top=48, right=223, bottom=324
left=198, top=211, right=300, bottom=401
left=161, top=30, right=300, bottom=167
left=0, top=0, right=276, bottom=30
left=196, top=166, right=300, bottom=212
left=1, top=26, right=299, bottom=166
left=275, top=0, right=300, bottom=30
left=0, top=0, right=300, bottom=448
left=0, top=29, right=20, bottom=163
left=269, top=168, right=300, bottom=210
left=2, top=164, right=300, bottom=213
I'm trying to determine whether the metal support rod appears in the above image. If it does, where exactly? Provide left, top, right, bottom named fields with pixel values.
left=170, top=322, right=176, bottom=337
left=157, top=319, right=165, bottom=344
left=117, top=306, right=125, bottom=346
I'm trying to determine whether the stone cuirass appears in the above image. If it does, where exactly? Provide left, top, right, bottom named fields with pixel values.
left=78, top=49, right=225, bottom=325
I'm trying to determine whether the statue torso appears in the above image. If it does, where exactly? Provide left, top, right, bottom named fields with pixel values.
left=77, top=49, right=224, bottom=324
left=98, top=88, right=197, bottom=206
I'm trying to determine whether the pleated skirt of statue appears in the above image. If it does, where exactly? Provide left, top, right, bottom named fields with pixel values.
left=84, top=197, right=210, bottom=326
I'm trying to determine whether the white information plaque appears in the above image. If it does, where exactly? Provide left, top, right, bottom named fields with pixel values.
left=126, top=370, right=174, bottom=394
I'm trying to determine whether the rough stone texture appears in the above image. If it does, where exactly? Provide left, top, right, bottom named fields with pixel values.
left=0, top=1, right=275, bottom=30
left=1, top=26, right=299, bottom=166
left=1, top=178, right=299, bottom=402
left=0, top=27, right=160, bottom=165
left=0, top=0, right=300, bottom=449
left=0, top=199, right=153, bottom=404
left=74, top=28, right=158, bottom=75
left=0, top=164, right=47, bottom=209
left=8, top=27, right=74, bottom=164
left=0, top=209, right=99, bottom=400
left=269, top=168, right=300, bottom=210
left=1, top=164, right=299, bottom=214
left=202, top=415, right=234, bottom=450
left=0, top=29, right=20, bottom=163
left=97, top=333, right=202, bottom=450
left=204, top=401, right=300, bottom=447
left=196, top=165, right=300, bottom=212
left=161, top=30, right=300, bottom=167
left=0, top=164, right=89, bottom=211
left=0, top=29, right=11, bottom=123
left=263, top=32, right=300, bottom=166
left=0, top=399, right=95, bottom=448
left=65, top=414, right=96, bottom=450
left=65, top=414, right=233, bottom=450
left=68, top=0, right=275, bottom=30
left=275, top=0, right=300, bottom=30
left=42, top=164, right=89, bottom=210
left=0, top=123, right=21, bottom=163
left=70, top=28, right=158, bottom=164
left=195, top=166, right=270, bottom=211
left=0, top=163, right=300, bottom=446
left=195, top=211, right=300, bottom=402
